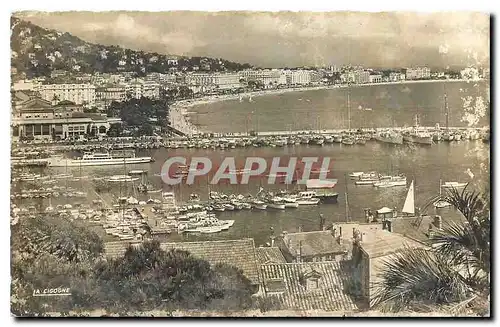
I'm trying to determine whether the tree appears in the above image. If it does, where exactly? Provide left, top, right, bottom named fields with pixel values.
left=107, top=123, right=123, bottom=137
left=372, top=186, right=490, bottom=315
left=11, top=233, right=255, bottom=316
left=105, top=98, right=169, bottom=136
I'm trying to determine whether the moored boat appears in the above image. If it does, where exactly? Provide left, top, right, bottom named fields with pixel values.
left=252, top=200, right=268, bottom=210
left=442, top=181, right=468, bottom=189
left=46, top=151, right=153, bottom=167
left=375, top=131, right=403, bottom=145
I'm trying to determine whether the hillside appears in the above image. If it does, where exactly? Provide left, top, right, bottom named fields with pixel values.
left=10, top=16, right=252, bottom=79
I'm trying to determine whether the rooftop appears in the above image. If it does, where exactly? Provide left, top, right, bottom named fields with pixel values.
left=282, top=231, right=347, bottom=257
left=104, top=239, right=260, bottom=285
left=255, top=247, right=287, bottom=265
left=260, top=262, right=358, bottom=311
left=391, top=216, right=434, bottom=244
left=358, top=229, right=426, bottom=258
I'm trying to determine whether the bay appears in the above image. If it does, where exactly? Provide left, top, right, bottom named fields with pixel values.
left=187, top=81, right=490, bottom=133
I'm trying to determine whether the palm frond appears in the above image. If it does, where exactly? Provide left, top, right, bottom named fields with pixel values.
left=441, top=185, right=488, bottom=223
left=433, top=186, right=490, bottom=274
left=372, top=247, right=473, bottom=311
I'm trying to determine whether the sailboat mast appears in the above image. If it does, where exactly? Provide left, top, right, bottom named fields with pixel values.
left=347, top=86, right=351, bottom=130
left=444, top=93, right=449, bottom=130
left=344, top=173, right=349, bottom=222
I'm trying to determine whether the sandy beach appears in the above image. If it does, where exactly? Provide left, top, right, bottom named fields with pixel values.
left=169, top=78, right=486, bottom=135
left=173, top=78, right=483, bottom=110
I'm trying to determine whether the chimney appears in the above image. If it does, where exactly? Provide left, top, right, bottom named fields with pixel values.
left=270, top=235, right=275, bottom=247
left=322, top=225, right=327, bottom=231
left=298, top=226, right=303, bottom=233
left=434, top=215, right=442, bottom=229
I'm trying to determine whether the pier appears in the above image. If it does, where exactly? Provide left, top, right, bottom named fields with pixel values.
left=190, top=126, right=488, bottom=139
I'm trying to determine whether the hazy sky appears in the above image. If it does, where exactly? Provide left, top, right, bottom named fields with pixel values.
left=15, top=11, right=490, bottom=68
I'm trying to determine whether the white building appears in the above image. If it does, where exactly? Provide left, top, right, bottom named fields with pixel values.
left=37, top=83, right=96, bottom=107
left=353, top=70, right=370, bottom=84
left=240, top=70, right=283, bottom=88
left=12, top=80, right=41, bottom=91
left=185, top=73, right=241, bottom=93
left=96, top=84, right=127, bottom=109
left=405, top=67, right=431, bottom=80
left=142, top=80, right=161, bottom=99
left=285, top=70, right=313, bottom=85
left=124, top=79, right=160, bottom=99
left=389, top=72, right=405, bottom=82
left=369, top=74, right=383, bottom=83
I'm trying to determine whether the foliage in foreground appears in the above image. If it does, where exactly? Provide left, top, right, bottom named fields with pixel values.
left=11, top=216, right=254, bottom=316
left=372, top=185, right=490, bottom=314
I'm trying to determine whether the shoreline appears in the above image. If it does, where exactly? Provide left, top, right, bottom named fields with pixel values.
left=169, top=78, right=487, bottom=135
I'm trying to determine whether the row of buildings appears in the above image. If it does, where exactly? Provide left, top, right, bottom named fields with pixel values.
left=103, top=214, right=440, bottom=310
left=12, top=79, right=162, bottom=110
left=11, top=65, right=487, bottom=112
left=11, top=90, right=120, bottom=141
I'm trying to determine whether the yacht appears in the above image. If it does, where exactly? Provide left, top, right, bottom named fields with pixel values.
left=106, top=175, right=140, bottom=183
left=349, top=171, right=365, bottom=179
left=403, top=130, right=433, bottom=145
left=178, top=216, right=235, bottom=234
left=403, top=116, right=433, bottom=145
left=442, top=181, right=468, bottom=189
left=341, top=135, right=355, bottom=145
left=304, top=179, right=339, bottom=204
left=296, top=197, right=320, bottom=205
left=282, top=197, right=299, bottom=208
left=46, top=152, right=153, bottom=167
left=375, top=131, right=403, bottom=145
left=267, top=197, right=286, bottom=210
left=373, top=177, right=407, bottom=188
left=252, top=200, right=268, bottom=210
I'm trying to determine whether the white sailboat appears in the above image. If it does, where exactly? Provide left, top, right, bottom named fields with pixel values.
left=401, top=180, right=415, bottom=216
left=434, top=178, right=452, bottom=208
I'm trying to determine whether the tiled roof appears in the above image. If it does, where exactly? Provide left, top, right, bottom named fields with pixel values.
left=160, top=239, right=260, bottom=284
left=282, top=231, right=347, bottom=257
left=104, top=239, right=260, bottom=284
left=255, top=247, right=287, bottom=264
left=358, top=229, right=426, bottom=258
left=260, top=262, right=358, bottom=312
left=103, top=240, right=142, bottom=258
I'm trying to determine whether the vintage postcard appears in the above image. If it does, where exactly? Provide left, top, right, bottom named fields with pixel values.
left=10, top=11, right=490, bottom=317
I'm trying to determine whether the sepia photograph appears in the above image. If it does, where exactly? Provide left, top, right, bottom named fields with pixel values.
left=9, top=9, right=490, bottom=318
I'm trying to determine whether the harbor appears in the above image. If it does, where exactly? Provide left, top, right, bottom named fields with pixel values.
left=11, top=135, right=489, bottom=246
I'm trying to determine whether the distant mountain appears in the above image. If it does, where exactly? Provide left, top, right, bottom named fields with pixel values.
left=10, top=17, right=253, bottom=79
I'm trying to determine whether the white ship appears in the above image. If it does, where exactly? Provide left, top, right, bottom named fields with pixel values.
left=373, top=176, right=407, bottom=188
left=252, top=200, right=268, bottom=210
left=177, top=215, right=235, bottom=234
left=46, top=152, right=153, bottom=167
left=267, top=197, right=286, bottom=210
left=296, top=197, right=320, bottom=205
left=106, top=175, right=140, bottom=183
left=442, top=181, right=468, bottom=189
